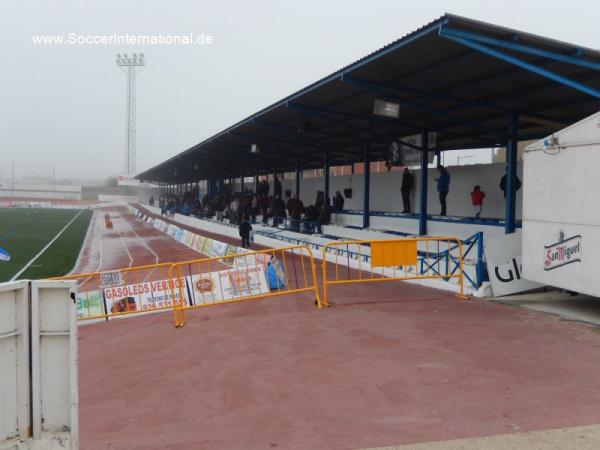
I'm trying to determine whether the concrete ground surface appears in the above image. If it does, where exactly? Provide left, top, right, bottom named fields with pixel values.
left=76, top=205, right=600, bottom=450
left=364, top=424, right=600, bottom=450
left=494, top=291, right=600, bottom=326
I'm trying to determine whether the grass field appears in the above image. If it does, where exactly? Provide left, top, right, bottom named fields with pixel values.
left=0, top=208, right=93, bottom=282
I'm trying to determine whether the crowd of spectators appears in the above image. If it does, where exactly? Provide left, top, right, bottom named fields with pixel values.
left=156, top=178, right=342, bottom=234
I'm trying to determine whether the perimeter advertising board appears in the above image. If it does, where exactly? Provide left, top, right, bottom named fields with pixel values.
left=188, top=265, right=269, bottom=305
left=102, top=277, right=189, bottom=315
left=484, top=232, right=543, bottom=297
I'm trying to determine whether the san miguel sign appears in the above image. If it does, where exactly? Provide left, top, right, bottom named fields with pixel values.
left=544, top=231, right=582, bottom=271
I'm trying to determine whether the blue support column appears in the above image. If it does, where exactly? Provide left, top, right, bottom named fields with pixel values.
left=419, top=131, right=429, bottom=236
left=323, top=150, right=330, bottom=205
left=295, top=156, right=301, bottom=196
left=505, top=112, right=519, bottom=234
left=363, top=142, right=370, bottom=229
left=254, top=169, right=259, bottom=194
left=476, top=231, right=485, bottom=287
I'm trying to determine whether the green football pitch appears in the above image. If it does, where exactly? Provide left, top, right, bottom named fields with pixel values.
left=0, top=208, right=93, bottom=282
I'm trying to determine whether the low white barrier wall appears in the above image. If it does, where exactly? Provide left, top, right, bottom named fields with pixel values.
left=0, top=280, right=78, bottom=450
left=134, top=204, right=486, bottom=296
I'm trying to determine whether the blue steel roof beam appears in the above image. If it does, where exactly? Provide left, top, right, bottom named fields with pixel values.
left=253, top=118, right=391, bottom=149
left=458, top=69, right=600, bottom=116
left=340, top=76, right=503, bottom=138
left=287, top=101, right=485, bottom=143
left=172, top=151, right=244, bottom=174
left=310, top=49, right=478, bottom=118
left=285, top=103, right=427, bottom=149
left=212, top=139, right=332, bottom=173
left=439, top=32, right=600, bottom=100
left=392, top=46, right=596, bottom=121
left=341, top=75, right=566, bottom=127
left=198, top=131, right=356, bottom=175
left=248, top=119, right=359, bottom=151
left=440, top=27, right=600, bottom=72
left=230, top=130, right=327, bottom=151
left=207, top=140, right=296, bottom=166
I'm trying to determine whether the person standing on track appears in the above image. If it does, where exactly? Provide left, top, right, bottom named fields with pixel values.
left=239, top=218, right=252, bottom=249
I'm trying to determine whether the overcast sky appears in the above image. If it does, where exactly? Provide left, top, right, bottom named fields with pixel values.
left=0, top=0, right=598, bottom=182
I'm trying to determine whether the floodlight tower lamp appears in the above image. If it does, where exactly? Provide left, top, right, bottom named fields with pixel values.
left=116, top=52, right=145, bottom=178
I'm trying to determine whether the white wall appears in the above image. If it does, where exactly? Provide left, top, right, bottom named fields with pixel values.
left=233, top=161, right=522, bottom=220
left=0, top=184, right=82, bottom=200
left=522, top=115, right=600, bottom=296
left=0, top=280, right=78, bottom=450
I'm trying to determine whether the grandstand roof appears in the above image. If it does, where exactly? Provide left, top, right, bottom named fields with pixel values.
left=137, top=13, right=600, bottom=183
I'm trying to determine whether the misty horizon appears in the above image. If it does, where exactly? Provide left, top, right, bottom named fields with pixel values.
left=1, top=0, right=598, bottom=181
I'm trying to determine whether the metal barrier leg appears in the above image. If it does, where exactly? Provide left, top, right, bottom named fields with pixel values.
left=454, top=241, right=470, bottom=300
left=170, top=266, right=186, bottom=328
left=320, top=257, right=329, bottom=307
left=307, top=248, right=324, bottom=307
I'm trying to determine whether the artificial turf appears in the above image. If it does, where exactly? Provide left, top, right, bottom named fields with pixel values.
left=0, top=208, right=92, bottom=282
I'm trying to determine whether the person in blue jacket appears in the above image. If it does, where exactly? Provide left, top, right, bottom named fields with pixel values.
left=435, top=165, right=450, bottom=216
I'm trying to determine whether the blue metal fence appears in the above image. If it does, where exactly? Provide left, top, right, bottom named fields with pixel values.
left=195, top=217, right=487, bottom=290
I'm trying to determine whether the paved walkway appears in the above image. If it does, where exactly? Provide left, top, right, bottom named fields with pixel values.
left=364, top=425, right=600, bottom=450
left=77, top=205, right=600, bottom=450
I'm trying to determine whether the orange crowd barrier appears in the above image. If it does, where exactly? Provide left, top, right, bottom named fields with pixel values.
left=321, top=237, right=466, bottom=305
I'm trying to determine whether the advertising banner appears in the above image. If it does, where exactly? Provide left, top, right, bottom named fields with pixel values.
left=202, top=238, right=214, bottom=255
left=398, top=132, right=436, bottom=166
left=184, top=230, right=195, bottom=248
left=194, top=235, right=207, bottom=253
left=103, top=277, right=190, bottom=315
left=76, top=290, right=104, bottom=319
left=209, top=240, right=228, bottom=257
left=485, top=232, right=543, bottom=297
left=187, top=264, right=269, bottom=305
left=174, top=227, right=183, bottom=242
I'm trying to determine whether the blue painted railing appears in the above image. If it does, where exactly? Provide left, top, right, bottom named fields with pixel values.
left=198, top=217, right=487, bottom=290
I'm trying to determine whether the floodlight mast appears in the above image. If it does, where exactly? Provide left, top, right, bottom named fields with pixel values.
left=116, top=53, right=145, bottom=179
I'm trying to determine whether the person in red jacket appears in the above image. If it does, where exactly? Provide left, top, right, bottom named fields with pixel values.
left=470, top=185, right=485, bottom=219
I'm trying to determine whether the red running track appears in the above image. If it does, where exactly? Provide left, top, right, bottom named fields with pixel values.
left=73, top=205, right=203, bottom=274
left=78, top=205, right=600, bottom=450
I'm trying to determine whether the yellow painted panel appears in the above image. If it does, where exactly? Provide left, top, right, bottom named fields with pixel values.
left=370, top=241, right=417, bottom=267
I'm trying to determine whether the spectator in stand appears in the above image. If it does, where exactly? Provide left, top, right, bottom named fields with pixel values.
left=286, top=192, right=294, bottom=215
left=470, top=185, right=486, bottom=219
left=289, top=194, right=304, bottom=231
left=401, top=167, right=414, bottom=214
left=230, top=196, right=240, bottom=225
left=499, top=173, right=522, bottom=197
left=159, top=196, right=166, bottom=217
left=260, top=179, right=270, bottom=197
left=274, top=175, right=282, bottom=199
left=314, top=198, right=331, bottom=234
left=332, top=191, right=344, bottom=212
left=251, top=192, right=258, bottom=223
left=259, top=193, right=269, bottom=224
left=168, top=198, right=177, bottom=218
left=434, top=165, right=450, bottom=216
left=314, top=191, right=324, bottom=210
left=239, top=218, right=252, bottom=249
left=272, top=195, right=287, bottom=227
